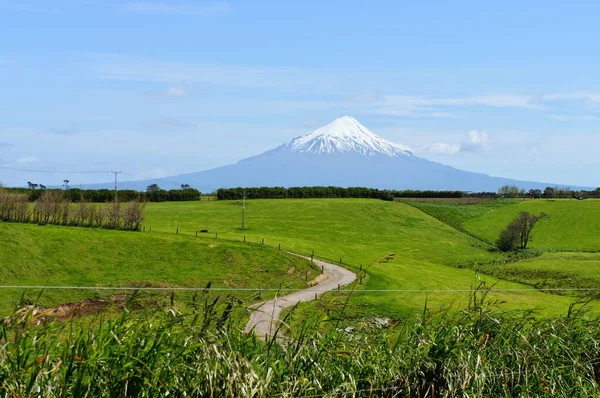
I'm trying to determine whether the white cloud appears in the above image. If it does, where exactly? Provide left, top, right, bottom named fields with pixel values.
left=117, top=2, right=232, bottom=15
left=462, top=130, right=490, bottom=152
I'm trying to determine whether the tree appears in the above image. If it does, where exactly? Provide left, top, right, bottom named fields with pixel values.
left=63, top=180, right=70, bottom=190
left=181, top=184, right=191, bottom=189
left=122, top=200, right=146, bottom=231
left=528, top=189, right=542, bottom=199
left=27, top=181, right=34, bottom=189
left=147, top=184, right=160, bottom=192
left=39, top=184, right=47, bottom=190
left=498, top=185, right=520, bottom=198
left=497, top=211, right=547, bottom=251
left=543, top=187, right=555, bottom=198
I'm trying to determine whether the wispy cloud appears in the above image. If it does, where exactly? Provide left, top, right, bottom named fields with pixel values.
left=0, top=142, right=13, bottom=149
left=141, top=117, right=196, bottom=131
left=420, top=142, right=461, bottom=155
left=14, top=156, right=40, bottom=165
left=549, top=114, right=599, bottom=122
left=48, top=128, right=78, bottom=135
left=416, top=130, right=491, bottom=155
left=543, top=91, right=600, bottom=104
left=373, top=95, right=541, bottom=117
left=117, top=1, right=232, bottom=15
left=145, top=85, right=190, bottom=98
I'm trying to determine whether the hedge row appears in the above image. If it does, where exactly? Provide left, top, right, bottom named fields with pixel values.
left=216, top=186, right=466, bottom=201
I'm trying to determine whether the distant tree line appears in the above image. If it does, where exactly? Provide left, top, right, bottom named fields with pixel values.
left=2, top=186, right=205, bottom=203
left=216, top=187, right=466, bottom=201
left=498, top=185, right=600, bottom=199
left=0, top=189, right=145, bottom=231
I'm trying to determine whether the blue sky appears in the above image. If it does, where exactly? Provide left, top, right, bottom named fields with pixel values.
left=1, top=0, right=599, bottom=188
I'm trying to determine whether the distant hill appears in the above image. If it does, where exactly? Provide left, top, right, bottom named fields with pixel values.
left=84, top=116, right=585, bottom=192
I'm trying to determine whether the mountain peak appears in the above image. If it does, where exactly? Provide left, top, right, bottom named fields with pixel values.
left=284, top=116, right=412, bottom=158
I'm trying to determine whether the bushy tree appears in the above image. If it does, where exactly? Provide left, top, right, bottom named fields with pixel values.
left=497, top=211, right=547, bottom=251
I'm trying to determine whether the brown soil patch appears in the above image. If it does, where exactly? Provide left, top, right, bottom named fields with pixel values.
left=287, top=266, right=295, bottom=275
left=5, top=296, right=128, bottom=326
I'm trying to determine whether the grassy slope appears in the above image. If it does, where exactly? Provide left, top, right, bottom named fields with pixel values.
left=143, top=199, right=582, bottom=317
left=0, top=222, right=315, bottom=314
left=462, top=199, right=600, bottom=251
left=410, top=199, right=600, bottom=297
left=498, top=252, right=600, bottom=291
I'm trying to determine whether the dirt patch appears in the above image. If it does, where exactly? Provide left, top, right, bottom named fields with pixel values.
left=5, top=296, right=128, bottom=326
left=287, top=266, right=295, bottom=275
left=208, top=243, right=219, bottom=249
left=307, top=273, right=329, bottom=287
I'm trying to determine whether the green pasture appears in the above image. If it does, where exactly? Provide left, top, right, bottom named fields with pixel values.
left=143, top=199, right=587, bottom=317
left=0, top=222, right=315, bottom=314
left=462, top=199, right=600, bottom=251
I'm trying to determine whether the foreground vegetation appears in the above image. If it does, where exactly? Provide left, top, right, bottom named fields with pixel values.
left=2, top=288, right=600, bottom=397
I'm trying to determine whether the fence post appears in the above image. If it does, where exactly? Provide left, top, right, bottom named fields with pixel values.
left=215, top=232, right=218, bottom=239
left=143, top=226, right=146, bottom=232
left=195, top=231, right=198, bottom=237
left=176, top=228, right=179, bottom=235
left=339, top=257, right=342, bottom=265
left=337, top=284, right=340, bottom=290
left=321, top=265, right=324, bottom=274
left=279, top=243, right=281, bottom=250
left=261, top=238, right=264, bottom=245
left=315, top=293, right=317, bottom=300
left=244, top=236, right=246, bottom=243
left=149, top=226, right=152, bottom=232
left=359, top=264, right=363, bottom=272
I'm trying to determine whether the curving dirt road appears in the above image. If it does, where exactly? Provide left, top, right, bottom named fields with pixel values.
left=245, top=255, right=356, bottom=338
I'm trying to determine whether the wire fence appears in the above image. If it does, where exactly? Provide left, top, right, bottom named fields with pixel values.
left=2, top=285, right=600, bottom=294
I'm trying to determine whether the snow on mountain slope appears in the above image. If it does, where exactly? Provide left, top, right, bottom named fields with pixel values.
left=280, top=116, right=412, bottom=158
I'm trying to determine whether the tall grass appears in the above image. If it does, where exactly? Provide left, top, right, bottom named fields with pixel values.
left=2, top=286, right=600, bottom=396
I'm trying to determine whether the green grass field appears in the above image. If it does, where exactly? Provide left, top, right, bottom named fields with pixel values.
left=3, top=197, right=598, bottom=319
left=462, top=199, right=600, bottom=251
left=142, top=199, right=587, bottom=317
left=0, top=221, right=316, bottom=314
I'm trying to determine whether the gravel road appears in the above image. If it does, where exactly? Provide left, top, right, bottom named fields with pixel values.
left=245, top=255, right=357, bottom=338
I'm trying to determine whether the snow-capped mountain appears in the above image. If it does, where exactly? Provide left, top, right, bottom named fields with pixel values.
left=84, top=116, right=572, bottom=192
left=278, top=116, right=412, bottom=158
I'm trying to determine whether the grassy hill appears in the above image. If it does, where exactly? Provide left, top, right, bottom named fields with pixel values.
left=0, top=222, right=316, bottom=314
left=143, top=199, right=585, bottom=317
left=463, top=199, right=600, bottom=251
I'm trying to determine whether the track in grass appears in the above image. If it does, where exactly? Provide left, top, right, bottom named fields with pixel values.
left=245, top=255, right=356, bottom=338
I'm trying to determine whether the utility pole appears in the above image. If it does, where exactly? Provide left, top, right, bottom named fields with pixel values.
left=241, top=191, right=246, bottom=230
left=112, top=171, right=121, bottom=203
